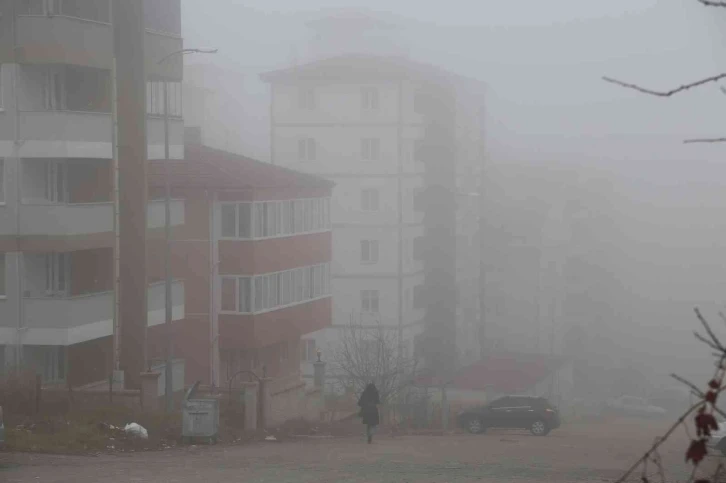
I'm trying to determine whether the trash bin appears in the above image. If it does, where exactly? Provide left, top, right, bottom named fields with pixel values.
left=182, top=382, right=220, bottom=444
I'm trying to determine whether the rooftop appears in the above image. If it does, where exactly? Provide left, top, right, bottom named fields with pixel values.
left=148, top=143, right=334, bottom=191
left=259, top=53, right=485, bottom=89
left=416, top=352, right=567, bottom=393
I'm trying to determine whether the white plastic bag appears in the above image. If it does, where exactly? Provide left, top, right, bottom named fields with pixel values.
left=124, top=422, right=149, bottom=439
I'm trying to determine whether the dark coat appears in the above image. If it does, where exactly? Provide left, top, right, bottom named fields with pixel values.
left=358, top=384, right=380, bottom=426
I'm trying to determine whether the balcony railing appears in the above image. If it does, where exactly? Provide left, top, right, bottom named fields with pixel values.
left=21, top=280, right=184, bottom=345
left=12, top=14, right=182, bottom=79
left=4, top=111, right=184, bottom=159
left=16, top=199, right=184, bottom=237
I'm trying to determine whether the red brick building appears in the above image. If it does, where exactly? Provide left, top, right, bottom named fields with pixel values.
left=147, top=139, right=334, bottom=387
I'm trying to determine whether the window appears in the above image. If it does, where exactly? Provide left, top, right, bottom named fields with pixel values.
left=0, top=253, right=5, bottom=297
left=221, top=277, right=237, bottom=311
left=221, top=199, right=331, bottom=239
left=221, top=204, right=237, bottom=237
left=44, top=69, right=66, bottom=111
left=298, top=138, right=317, bottom=161
left=45, top=160, right=67, bottom=203
left=221, top=264, right=331, bottom=314
left=361, top=289, right=379, bottom=313
left=45, top=253, right=69, bottom=295
left=0, top=65, right=4, bottom=110
left=301, top=339, right=316, bottom=363
left=20, top=0, right=110, bottom=22
left=360, top=240, right=379, bottom=264
left=361, top=189, right=379, bottom=212
left=221, top=276, right=252, bottom=312
left=489, top=397, right=513, bottom=409
left=147, top=81, right=183, bottom=117
left=238, top=277, right=252, bottom=312
left=361, top=87, right=379, bottom=110
left=361, top=138, right=380, bottom=161
left=298, top=87, right=316, bottom=110
left=145, top=0, right=182, bottom=35
left=404, top=288, right=411, bottom=310
left=238, top=203, right=252, bottom=238
left=0, top=159, right=4, bottom=203
left=19, top=0, right=47, bottom=15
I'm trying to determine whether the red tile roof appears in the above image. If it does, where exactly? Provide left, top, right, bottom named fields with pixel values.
left=416, top=352, right=565, bottom=393
left=148, top=144, right=334, bottom=190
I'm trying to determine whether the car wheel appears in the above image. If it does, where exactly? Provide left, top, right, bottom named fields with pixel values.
left=530, top=420, right=549, bottom=436
left=466, top=418, right=485, bottom=434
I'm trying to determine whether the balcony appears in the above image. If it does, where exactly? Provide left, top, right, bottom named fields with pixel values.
left=11, top=15, right=182, bottom=79
left=16, top=199, right=184, bottom=237
left=21, top=280, right=184, bottom=346
left=5, top=111, right=184, bottom=159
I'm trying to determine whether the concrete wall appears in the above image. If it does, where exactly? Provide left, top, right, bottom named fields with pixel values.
left=266, top=373, right=324, bottom=426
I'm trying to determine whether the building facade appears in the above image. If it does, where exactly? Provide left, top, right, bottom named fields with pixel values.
left=261, top=54, right=485, bottom=383
left=0, top=0, right=186, bottom=385
left=146, top=139, right=334, bottom=387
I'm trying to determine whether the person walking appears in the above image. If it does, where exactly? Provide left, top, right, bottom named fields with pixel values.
left=358, top=382, right=380, bottom=444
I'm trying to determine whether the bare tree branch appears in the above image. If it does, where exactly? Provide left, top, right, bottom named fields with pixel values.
left=698, top=0, right=726, bottom=7
left=333, top=314, right=420, bottom=404
left=695, top=307, right=726, bottom=351
left=602, top=73, right=726, bottom=97
left=683, top=137, right=726, bottom=144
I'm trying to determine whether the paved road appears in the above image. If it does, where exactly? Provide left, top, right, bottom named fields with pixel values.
left=0, top=419, right=700, bottom=482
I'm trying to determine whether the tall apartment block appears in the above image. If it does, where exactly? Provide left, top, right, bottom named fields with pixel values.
left=0, top=0, right=186, bottom=386
left=261, top=54, right=485, bottom=382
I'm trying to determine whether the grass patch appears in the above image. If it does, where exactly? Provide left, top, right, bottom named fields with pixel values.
left=3, top=406, right=183, bottom=455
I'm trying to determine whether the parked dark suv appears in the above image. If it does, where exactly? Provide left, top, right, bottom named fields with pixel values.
left=457, top=396, right=561, bottom=436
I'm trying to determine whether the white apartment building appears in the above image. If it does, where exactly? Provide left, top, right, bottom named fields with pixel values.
left=0, top=0, right=186, bottom=386
left=261, top=54, right=485, bottom=384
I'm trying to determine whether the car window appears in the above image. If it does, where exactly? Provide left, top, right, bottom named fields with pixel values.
left=488, top=397, right=512, bottom=409
left=510, top=397, right=533, bottom=407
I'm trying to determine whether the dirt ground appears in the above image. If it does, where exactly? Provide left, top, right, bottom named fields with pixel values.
left=0, top=417, right=712, bottom=482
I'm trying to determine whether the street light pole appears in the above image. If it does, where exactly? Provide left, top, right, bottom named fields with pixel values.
left=157, top=48, right=217, bottom=412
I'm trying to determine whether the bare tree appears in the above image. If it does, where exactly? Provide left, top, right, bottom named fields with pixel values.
left=603, top=0, right=726, bottom=144
left=332, top=314, right=419, bottom=404
left=613, top=309, right=726, bottom=483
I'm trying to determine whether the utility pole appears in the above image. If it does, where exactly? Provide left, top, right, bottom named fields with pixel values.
left=113, top=0, right=148, bottom=390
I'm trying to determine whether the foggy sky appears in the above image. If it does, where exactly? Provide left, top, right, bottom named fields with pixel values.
left=181, top=0, right=726, bottom=383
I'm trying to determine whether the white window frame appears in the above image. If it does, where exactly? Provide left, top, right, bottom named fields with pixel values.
left=361, top=138, right=380, bottom=161
left=45, top=252, right=70, bottom=296
left=301, top=339, right=316, bottom=363
left=44, top=68, right=66, bottom=111
left=298, top=138, right=317, bottom=161
left=0, top=253, right=6, bottom=299
left=45, top=159, right=67, bottom=203
left=361, top=289, right=380, bottom=313
left=220, top=263, right=331, bottom=315
left=361, top=189, right=379, bottom=212
left=221, top=198, right=332, bottom=240
left=360, top=240, right=379, bottom=264
left=0, top=158, right=5, bottom=205
left=361, top=86, right=379, bottom=110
